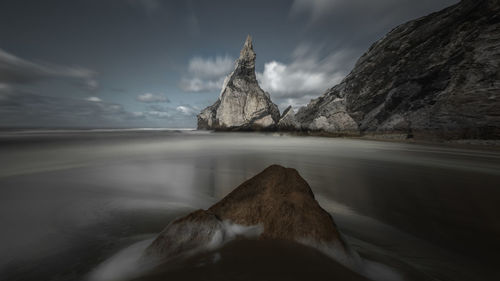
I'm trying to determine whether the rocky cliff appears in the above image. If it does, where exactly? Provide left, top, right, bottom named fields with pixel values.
left=296, top=0, right=500, bottom=139
left=197, top=36, right=280, bottom=130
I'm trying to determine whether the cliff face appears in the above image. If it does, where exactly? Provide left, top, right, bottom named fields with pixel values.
left=197, top=36, right=280, bottom=130
left=296, top=0, right=500, bottom=139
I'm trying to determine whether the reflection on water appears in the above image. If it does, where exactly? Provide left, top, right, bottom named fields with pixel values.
left=0, top=130, right=499, bottom=280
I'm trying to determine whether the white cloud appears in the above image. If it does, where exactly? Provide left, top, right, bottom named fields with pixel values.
left=188, top=55, right=234, bottom=79
left=180, top=55, right=234, bottom=93
left=176, top=105, right=198, bottom=116
left=141, top=104, right=198, bottom=119
left=257, top=44, right=355, bottom=99
left=146, top=111, right=172, bottom=118
left=179, top=77, right=226, bottom=93
left=86, top=96, right=102, bottom=102
left=136, top=93, right=170, bottom=103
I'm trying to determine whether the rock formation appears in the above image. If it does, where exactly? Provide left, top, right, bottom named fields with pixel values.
left=197, top=36, right=280, bottom=130
left=277, top=106, right=300, bottom=131
left=144, top=165, right=353, bottom=264
left=296, top=0, right=500, bottom=139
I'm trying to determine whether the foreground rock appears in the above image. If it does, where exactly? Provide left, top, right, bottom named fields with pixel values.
left=144, top=165, right=353, bottom=264
left=197, top=36, right=280, bottom=130
left=296, top=0, right=500, bottom=139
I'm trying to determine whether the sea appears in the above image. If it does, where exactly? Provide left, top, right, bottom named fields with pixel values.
left=0, top=129, right=499, bottom=281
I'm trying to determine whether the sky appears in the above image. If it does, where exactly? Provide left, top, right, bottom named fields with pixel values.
left=0, top=0, right=459, bottom=128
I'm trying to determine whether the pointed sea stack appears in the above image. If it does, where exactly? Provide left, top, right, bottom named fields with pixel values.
left=197, top=36, right=280, bottom=130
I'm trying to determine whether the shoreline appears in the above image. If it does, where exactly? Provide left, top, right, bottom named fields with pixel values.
left=256, top=130, right=500, bottom=152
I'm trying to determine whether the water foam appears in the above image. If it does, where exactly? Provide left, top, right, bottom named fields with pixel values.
left=87, top=238, right=157, bottom=281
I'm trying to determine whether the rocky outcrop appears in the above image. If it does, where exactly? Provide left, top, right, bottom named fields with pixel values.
left=296, top=94, right=359, bottom=135
left=144, top=165, right=352, bottom=264
left=197, top=36, right=280, bottom=130
left=296, top=0, right=500, bottom=139
left=277, top=106, right=300, bottom=130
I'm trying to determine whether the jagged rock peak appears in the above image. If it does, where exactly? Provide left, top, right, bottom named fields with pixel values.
left=197, top=35, right=280, bottom=130
left=240, top=35, right=256, bottom=63
left=229, top=34, right=257, bottom=82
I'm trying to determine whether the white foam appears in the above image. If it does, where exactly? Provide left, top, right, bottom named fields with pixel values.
left=300, top=238, right=404, bottom=281
left=87, top=238, right=158, bottom=281
left=207, top=220, right=264, bottom=250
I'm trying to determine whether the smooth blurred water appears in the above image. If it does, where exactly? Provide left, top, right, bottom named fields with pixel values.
left=0, top=130, right=499, bottom=281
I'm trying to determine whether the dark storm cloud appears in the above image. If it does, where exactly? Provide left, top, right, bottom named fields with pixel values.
left=0, top=49, right=98, bottom=91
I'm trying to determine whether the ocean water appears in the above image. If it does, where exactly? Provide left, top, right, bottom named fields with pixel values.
left=0, top=130, right=499, bottom=281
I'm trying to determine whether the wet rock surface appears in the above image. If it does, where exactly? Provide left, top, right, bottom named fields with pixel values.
left=144, top=165, right=349, bottom=261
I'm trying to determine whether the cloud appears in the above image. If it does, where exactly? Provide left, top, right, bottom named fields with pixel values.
left=136, top=93, right=170, bottom=103
left=142, top=104, right=198, bottom=118
left=176, top=105, right=198, bottom=116
left=290, top=0, right=340, bottom=23
left=187, top=55, right=234, bottom=79
left=0, top=88, right=144, bottom=128
left=179, top=44, right=357, bottom=111
left=0, top=48, right=98, bottom=91
left=290, top=0, right=459, bottom=28
left=257, top=43, right=356, bottom=99
left=126, top=104, right=199, bottom=128
left=179, top=55, right=234, bottom=93
left=145, top=110, right=171, bottom=118
left=179, top=77, right=226, bottom=93
left=86, top=96, right=102, bottom=102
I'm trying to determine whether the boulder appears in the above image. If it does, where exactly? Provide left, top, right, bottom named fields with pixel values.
left=197, top=36, right=280, bottom=130
left=144, top=165, right=353, bottom=265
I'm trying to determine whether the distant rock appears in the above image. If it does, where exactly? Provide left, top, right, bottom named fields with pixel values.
left=277, top=106, right=300, bottom=131
left=296, top=0, right=500, bottom=139
left=144, top=165, right=353, bottom=264
left=197, top=36, right=280, bottom=130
